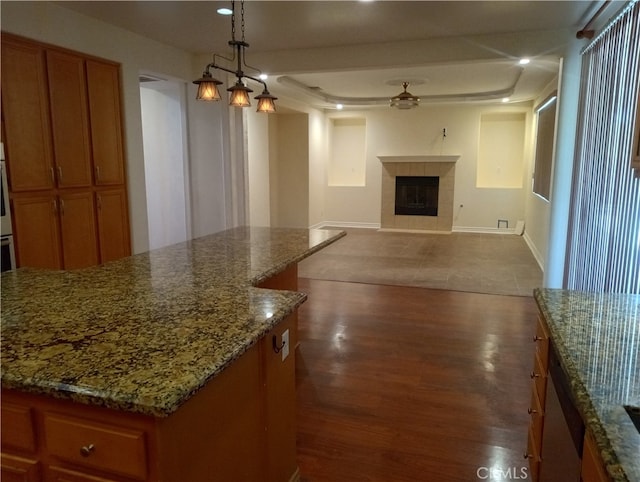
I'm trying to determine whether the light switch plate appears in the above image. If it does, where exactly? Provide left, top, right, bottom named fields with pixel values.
left=281, top=329, right=290, bottom=361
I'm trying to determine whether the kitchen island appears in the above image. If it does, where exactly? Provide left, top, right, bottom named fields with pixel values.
left=532, top=288, right=640, bottom=482
left=1, top=226, right=345, bottom=482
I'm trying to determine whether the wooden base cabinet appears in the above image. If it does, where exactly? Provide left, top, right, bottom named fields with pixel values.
left=525, top=315, right=550, bottom=480
left=1, top=313, right=300, bottom=482
left=528, top=311, right=612, bottom=482
left=95, top=189, right=130, bottom=264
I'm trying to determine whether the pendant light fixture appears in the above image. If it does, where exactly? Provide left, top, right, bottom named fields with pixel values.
left=193, top=0, right=277, bottom=113
left=390, top=82, right=420, bottom=109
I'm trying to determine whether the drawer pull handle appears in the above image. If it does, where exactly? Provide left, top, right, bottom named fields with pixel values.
left=523, top=452, right=533, bottom=460
left=530, top=371, right=540, bottom=379
left=533, top=335, right=543, bottom=342
left=527, top=407, right=537, bottom=415
left=80, top=444, right=95, bottom=457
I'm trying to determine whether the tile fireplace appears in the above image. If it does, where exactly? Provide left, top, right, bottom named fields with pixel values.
left=378, top=155, right=459, bottom=232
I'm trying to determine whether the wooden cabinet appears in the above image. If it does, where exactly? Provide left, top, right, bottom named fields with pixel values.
left=263, top=312, right=298, bottom=482
left=1, top=402, right=40, bottom=482
left=1, top=33, right=130, bottom=269
left=529, top=311, right=611, bottom=482
left=44, top=414, right=148, bottom=480
left=86, top=61, right=125, bottom=186
left=1, top=312, right=300, bottom=482
left=59, top=192, right=99, bottom=269
left=525, top=315, right=549, bottom=480
left=1, top=453, right=40, bottom=482
left=582, top=430, right=611, bottom=482
left=96, top=189, right=130, bottom=263
left=0, top=36, right=54, bottom=192
left=46, top=466, right=119, bottom=482
left=46, top=50, right=93, bottom=189
left=12, top=192, right=99, bottom=270
left=12, top=195, right=62, bottom=269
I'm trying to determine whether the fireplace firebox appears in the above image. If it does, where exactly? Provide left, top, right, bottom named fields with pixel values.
left=395, top=176, right=439, bottom=216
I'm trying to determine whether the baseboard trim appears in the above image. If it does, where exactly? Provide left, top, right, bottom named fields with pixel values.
left=310, top=221, right=380, bottom=230
left=522, top=231, right=545, bottom=272
left=377, top=228, right=451, bottom=234
left=452, top=226, right=517, bottom=235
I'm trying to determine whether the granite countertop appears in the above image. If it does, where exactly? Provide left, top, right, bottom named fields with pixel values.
left=534, top=288, right=640, bottom=482
left=1, top=226, right=345, bottom=417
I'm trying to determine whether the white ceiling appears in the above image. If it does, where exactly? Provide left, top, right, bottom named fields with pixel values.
left=55, top=0, right=622, bottom=109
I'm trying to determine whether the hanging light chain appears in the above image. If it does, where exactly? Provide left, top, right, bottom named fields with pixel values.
left=231, top=0, right=236, bottom=42
left=241, top=0, right=245, bottom=42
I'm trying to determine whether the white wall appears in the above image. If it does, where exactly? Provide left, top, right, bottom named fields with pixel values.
left=271, top=114, right=309, bottom=228
left=2, top=2, right=232, bottom=253
left=523, top=78, right=559, bottom=269
left=247, top=97, right=328, bottom=229
left=246, top=109, right=271, bottom=226
left=140, top=81, right=189, bottom=249
left=319, top=104, right=533, bottom=230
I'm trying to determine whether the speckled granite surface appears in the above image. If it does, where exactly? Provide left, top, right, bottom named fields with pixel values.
left=1, top=226, right=345, bottom=417
left=534, top=288, right=640, bottom=482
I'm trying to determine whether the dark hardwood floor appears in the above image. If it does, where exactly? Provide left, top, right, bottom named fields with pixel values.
left=295, top=278, right=538, bottom=482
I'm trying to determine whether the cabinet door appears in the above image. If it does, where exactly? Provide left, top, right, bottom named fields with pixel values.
left=96, top=189, right=130, bottom=263
left=12, top=195, right=62, bottom=269
left=1, top=453, right=40, bottom=482
left=263, top=313, right=298, bottom=482
left=0, top=36, right=54, bottom=192
left=46, top=51, right=93, bottom=188
left=59, top=192, right=99, bottom=269
left=86, top=61, right=125, bottom=186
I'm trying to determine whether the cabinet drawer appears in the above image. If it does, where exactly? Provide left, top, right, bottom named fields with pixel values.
left=528, top=386, right=544, bottom=446
left=534, top=315, right=549, bottom=369
left=46, top=465, right=120, bottom=482
left=1, top=403, right=37, bottom=453
left=43, top=414, right=147, bottom=480
left=1, top=453, right=40, bottom=482
left=531, top=352, right=548, bottom=404
left=526, top=425, right=541, bottom=482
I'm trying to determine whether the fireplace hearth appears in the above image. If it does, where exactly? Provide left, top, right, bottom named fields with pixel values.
left=395, top=176, right=439, bottom=216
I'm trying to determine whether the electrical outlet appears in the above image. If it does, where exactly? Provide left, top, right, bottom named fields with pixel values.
left=281, top=329, right=290, bottom=361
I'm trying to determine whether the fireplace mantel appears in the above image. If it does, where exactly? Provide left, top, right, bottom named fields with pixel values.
left=377, top=155, right=460, bottom=163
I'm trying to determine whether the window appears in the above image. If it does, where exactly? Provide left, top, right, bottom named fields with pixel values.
left=565, top=1, right=640, bottom=294
left=532, top=93, right=557, bottom=201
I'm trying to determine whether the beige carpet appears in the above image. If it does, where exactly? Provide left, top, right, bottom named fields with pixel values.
left=299, top=228, right=543, bottom=296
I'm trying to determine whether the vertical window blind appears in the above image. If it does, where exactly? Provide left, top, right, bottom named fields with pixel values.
left=565, top=0, right=640, bottom=294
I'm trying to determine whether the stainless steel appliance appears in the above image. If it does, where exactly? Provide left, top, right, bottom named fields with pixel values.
left=1, top=144, right=16, bottom=272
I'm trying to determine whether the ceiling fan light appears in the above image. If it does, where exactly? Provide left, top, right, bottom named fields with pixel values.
left=390, top=82, right=420, bottom=109
left=228, top=82, right=253, bottom=107
left=193, top=71, right=222, bottom=101
left=255, top=88, right=278, bottom=113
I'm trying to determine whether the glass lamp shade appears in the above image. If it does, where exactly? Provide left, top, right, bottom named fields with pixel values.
left=255, top=89, right=278, bottom=113
left=193, top=72, right=222, bottom=101
left=228, top=83, right=253, bottom=107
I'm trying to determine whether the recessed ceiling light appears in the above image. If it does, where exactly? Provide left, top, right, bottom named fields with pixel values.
left=217, top=7, right=233, bottom=15
left=336, top=104, right=344, bottom=110
left=502, top=98, right=510, bottom=103
left=259, top=73, right=268, bottom=81
left=519, top=58, right=530, bottom=65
